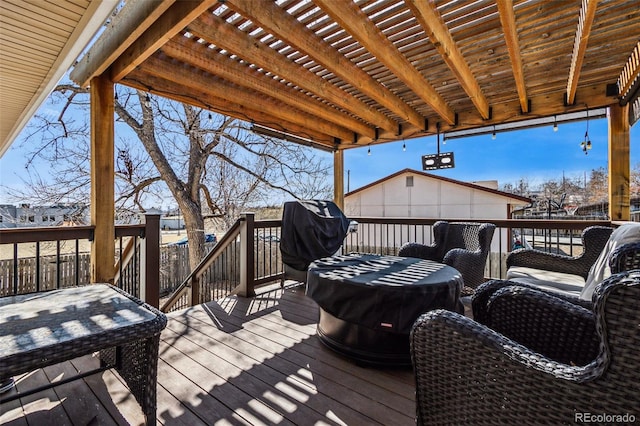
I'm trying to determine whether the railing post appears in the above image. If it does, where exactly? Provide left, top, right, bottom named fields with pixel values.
left=238, top=212, right=256, bottom=297
left=190, top=274, right=200, bottom=307
left=142, top=214, right=160, bottom=308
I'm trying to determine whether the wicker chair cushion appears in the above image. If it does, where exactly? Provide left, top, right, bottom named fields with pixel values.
left=580, top=223, right=640, bottom=300
left=505, top=266, right=586, bottom=296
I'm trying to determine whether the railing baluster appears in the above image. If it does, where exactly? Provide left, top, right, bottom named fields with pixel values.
left=118, top=236, right=123, bottom=289
left=13, top=243, right=18, bottom=295
left=36, top=241, right=41, bottom=292
left=56, top=240, right=61, bottom=289
left=75, top=239, right=80, bottom=287
left=132, top=236, right=138, bottom=297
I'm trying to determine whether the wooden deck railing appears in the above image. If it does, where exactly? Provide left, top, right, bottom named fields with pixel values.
left=0, top=214, right=161, bottom=307
left=1, top=213, right=618, bottom=314
left=159, top=215, right=615, bottom=313
left=342, top=217, right=613, bottom=279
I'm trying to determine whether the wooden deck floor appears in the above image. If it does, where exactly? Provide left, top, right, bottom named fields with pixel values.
left=0, top=283, right=415, bottom=425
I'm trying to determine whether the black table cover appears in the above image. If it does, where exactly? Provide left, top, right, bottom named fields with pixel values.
left=306, top=253, right=463, bottom=335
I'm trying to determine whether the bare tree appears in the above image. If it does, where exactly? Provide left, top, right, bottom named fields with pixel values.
left=631, top=162, right=640, bottom=198
left=500, top=178, right=531, bottom=196
left=8, top=84, right=331, bottom=269
left=586, top=167, right=608, bottom=204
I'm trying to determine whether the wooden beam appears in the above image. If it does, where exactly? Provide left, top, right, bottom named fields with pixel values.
left=162, top=37, right=376, bottom=139
left=110, top=0, right=218, bottom=82
left=90, top=74, right=115, bottom=284
left=71, top=0, right=176, bottom=87
left=566, top=0, right=598, bottom=105
left=407, top=0, right=490, bottom=119
left=140, top=55, right=355, bottom=142
left=314, top=0, right=456, bottom=125
left=496, top=0, right=528, bottom=113
left=187, top=13, right=399, bottom=134
left=608, top=103, right=630, bottom=221
left=225, top=0, right=426, bottom=131
left=124, top=69, right=337, bottom=147
left=617, top=40, right=640, bottom=102
left=334, top=150, right=344, bottom=211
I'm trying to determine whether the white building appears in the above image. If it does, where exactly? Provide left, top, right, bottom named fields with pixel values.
left=344, top=169, right=532, bottom=252
left=344, top=168, right=531, bottom=219
left=0, top=204, right=88, bottom=228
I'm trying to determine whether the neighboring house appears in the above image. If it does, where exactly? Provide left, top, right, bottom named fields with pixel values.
left=344, top=169, right=532, bottom=252
left=0, top=203, right=88, bottom=228
left=344, top=168, right=531, bottom=219
left=574, top=197, right=640, bottom=220
left=161, top=216, right=186, bottom=230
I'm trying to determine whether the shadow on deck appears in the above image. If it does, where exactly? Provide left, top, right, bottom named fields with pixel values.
left=1, top=283, right=415, bottom=425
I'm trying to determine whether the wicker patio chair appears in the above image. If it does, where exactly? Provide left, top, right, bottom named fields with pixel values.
left=399, top=221, right=495, bottom=292
left=474, top=240, right=640, bottom=324
left=506, top=225, right=613, bottom=280
left=410, top=270, right=640, bottom=425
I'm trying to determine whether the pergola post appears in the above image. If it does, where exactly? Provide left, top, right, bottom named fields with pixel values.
left=608, top=103, right=630, bottom=221
left=334, top=149, right=344, bottom=210
left=90, top=74, right=115, bottom=283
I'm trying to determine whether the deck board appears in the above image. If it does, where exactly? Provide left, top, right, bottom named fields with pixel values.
left=0, top=283, right=416, bottom=425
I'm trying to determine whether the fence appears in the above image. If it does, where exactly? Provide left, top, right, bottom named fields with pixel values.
left=159, top=242, right=217, bottom=296
left=0, top=252, right=91, bottom=296
left=0, top=215, right=160, bottom=306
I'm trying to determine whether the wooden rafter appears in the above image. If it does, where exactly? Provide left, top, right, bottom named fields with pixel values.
left=617, top=40, right=640, bottom=102
left=566, top=0, right=598, bottom=105
left=64, top=0, right=640, bottom=151
left=126, top=69, right=337, bottom=147
left=162, top=37, right=376, bottom=139
left=109, top=0, right=218, bottom=83
left=140, top=55, right=355, bottom=142
left=314, top=0, right=456, bottom=125
left=70, top=0, right=176, bottom=87
left=187, top=12, right=398, bottom=135
left=496, top=0, right=528, bottom=113
left=225, top=0, right=426, bottom=131
left=406, top=0, right=491, bottom=119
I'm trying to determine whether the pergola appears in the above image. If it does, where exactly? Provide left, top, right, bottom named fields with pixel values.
left=21, top=0, right=640, bottom=281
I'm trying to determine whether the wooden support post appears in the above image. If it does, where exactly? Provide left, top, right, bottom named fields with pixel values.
left=608, top=103, right=630, bottom=221
left=190, top=275, right=200, bottom=307
left=238, top=213, right=256, bottom=297
left=90, top=75, right=115, bottom=284
left=334, top=149, right=344, bottom=210
left=142, top=214, right=160, bottom=308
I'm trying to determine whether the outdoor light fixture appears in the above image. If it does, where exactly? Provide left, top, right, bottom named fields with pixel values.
left=580, top=109, right=592, bottom=155
left=145, top=93, right=151, bottom=103
left=491, top=125, right=496, bottom=140
left=402, top=141, right=406, bottom=151
left=443, top=108, right=606, bottom=140
left=207, top=112, right=213, bottom=123
left=580, top=132, right=592, bottom=154
left=553, top=115, right=558, bottom=132
left=422, top=122, right=455, bottom=170
left=368, top=145, right=371, bottom=156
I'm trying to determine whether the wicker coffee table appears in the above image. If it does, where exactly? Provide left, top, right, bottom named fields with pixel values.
left=307, top=253, right=463, bottom=366
left=0, top=284, right=166, bottom=425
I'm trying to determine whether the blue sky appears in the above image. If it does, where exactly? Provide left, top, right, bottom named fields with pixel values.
left=344, top=116, right=640, bottom=193
left=1, top=113, right=638, bottom=204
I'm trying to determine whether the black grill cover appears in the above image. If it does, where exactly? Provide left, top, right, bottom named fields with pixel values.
left=280, top=200, right=350, bottom=271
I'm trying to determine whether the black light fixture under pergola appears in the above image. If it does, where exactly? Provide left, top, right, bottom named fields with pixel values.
left=422, top=122, right=455, bottom=170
